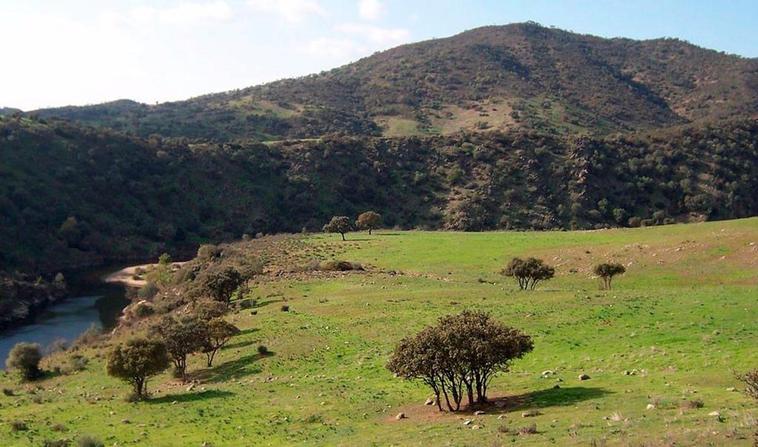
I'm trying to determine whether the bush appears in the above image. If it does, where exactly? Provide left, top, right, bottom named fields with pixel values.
left=137, top=282, right=159, bottom=300
left=10, top=420, right=27, bottom=431
left=257, top=345, right=269, bottom=355
left=737, top=369, right=758, bottom=400
left=6, top=342, right=43, bottom=380
left=77, top=435, right=105, bottom=447
left=132, top=301, right=155, bottom=318
left=43, top=440, right=68, bottom=447
left=280, top=305, right=290, bottom=312
left=388, top=310, right=533, bottom=411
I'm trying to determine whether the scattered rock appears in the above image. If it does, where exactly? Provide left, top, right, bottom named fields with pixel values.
left=471, top=424, right=480, bottom=430
left=395, top=412, right=406, bottom=420
left=463, top=419, right=472, bottom=425
left=578, top=374, right=591, bottom=381
left=497, top=415, right=505, bottom=420
left=186, top=384, right=195, bottom=392
left=424, top=398, right=435, bottom=406
left=522, top=410, right=540, bottom=418
left=474, top=410, right=485, bottom=415
left=726, top=387, right=736, bottom=392
left=646, top=404, right=655, bottom=410
left=708, top=411, right=720, bottom=417
left=541, top=370, right=555, bottom=378
left=121, top=419, right=131, bottom=424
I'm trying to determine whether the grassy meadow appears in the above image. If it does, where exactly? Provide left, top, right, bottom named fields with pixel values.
left=1, top=218, right=757, bottom=446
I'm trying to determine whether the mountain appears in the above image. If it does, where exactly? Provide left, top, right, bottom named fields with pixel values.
left=0, top=107, right=21, bottom=116
left=32, top=23, right=758, bottom=141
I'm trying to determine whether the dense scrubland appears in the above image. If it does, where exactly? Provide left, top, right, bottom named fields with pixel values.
left=0, top=218, right=756, bottom=446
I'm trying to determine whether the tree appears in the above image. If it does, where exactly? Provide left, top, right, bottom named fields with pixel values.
left=158, top=253, right=172, bottom=265
left=199, top=267, right=243, bottom=303
left=191, top=299, right=229, bottom=321
left=355, top=211, right=382, bottom=235
left=323, top=216, right=352, bottom=240
left=502, top=257, right=555, bottom=290
left=5, top=342, right=43, bottom=380
left=150, top=316, right=208, bottom=380
left=106, top=338, right=169, bottom=400
left=593, top=262, right=626, bottom=289
left=388, top=311, right=533, bottom=412
left=202, top=318, right=241, bottom=367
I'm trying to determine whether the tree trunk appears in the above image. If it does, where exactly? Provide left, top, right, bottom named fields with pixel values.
left=368, top=228, right=372, bottom=235
left=340, top=232, right=346, bottom=241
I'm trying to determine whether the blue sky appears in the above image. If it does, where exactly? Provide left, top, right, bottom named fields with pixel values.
left=1, top=0, right=756, bottom=110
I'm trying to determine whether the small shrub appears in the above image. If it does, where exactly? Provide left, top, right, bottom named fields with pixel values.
left=2, top=387, right=14, bottom=396
left=137, top=282, right=159, bottom=300
left=77, top=435, right=105, bottom=447
left=73, top=324, right=102, bottom=347
left=6, top=342, right=43, bottom=380
left=737, top=369, right=758, bottom=400
left=281, top=305, right=290, bottom=312
left=132, top=301, right=155, bottom=318
left=51, top=423, right=67, bottom=432
left=519, top=423, right=538, bottom=435
left=257, top=345, right=269, bottom=355
left=43, top=440, right=68, bottom=447
left=10, top=420, right=28, bottom=431
left=680, top=398, right=704, bottom=409
left=67, top=354, right=88, bottom=372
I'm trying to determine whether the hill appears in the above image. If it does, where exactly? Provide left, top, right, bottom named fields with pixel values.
left=1, top=219, right=756, bottom=445
left=31, top=23, right=758, bottom=140
left=2, top=115, right=756, bottom=280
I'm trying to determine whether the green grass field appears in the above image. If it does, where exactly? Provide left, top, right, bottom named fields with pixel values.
left=1, top=219, right=757, bottom=446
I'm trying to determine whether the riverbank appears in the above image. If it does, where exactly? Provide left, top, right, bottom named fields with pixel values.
left=103, top=262, right=186, bottom=288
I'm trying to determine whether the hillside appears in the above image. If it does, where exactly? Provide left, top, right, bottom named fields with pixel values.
left=31, top=23, right=758, bottom=140
left=1, top=219, right=756, bottom=446
left=2, top=115, right=756, bottom=280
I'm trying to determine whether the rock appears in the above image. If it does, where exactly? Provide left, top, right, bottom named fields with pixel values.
left=395, top=412, right=406, bottom=420
left=553, top=384, right=561, bottom=389
left=424, top=398, right=435, bottom=406
left=121, top=419, right=131, bottom=424
left=578, top=374, right=591, bottom=380
left=646, top=404, right=655, bottom=410
left=497, top=415, right=505, bottom=420
left=522, top=410, right=540, bottom=418
left=726, top=387, right=736, bottom=392
left=463, top=419, right=472, bottom=425
left=186, top=384, right=195, bottom=392
left=471, top=424, right=480, bottom=430
left=541, top=370, right=555, bottom=377
left=708, top=411, right=720, bottom=417
left=474, top=410, right=485, bottom=415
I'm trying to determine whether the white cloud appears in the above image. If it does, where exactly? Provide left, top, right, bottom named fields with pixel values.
left=128, top=1, right=233, bottom=26
left=358, top=0, right=385, bottom=21
left=335, top=23, right=410, bottom=45
left=247, top=0, right=326, bottom=23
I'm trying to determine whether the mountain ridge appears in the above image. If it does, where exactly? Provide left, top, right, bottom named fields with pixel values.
left=30, top=22, right=758, bottom=140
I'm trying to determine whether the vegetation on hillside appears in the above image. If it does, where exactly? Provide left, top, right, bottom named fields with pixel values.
left=29, top=23, right=758, bottom=140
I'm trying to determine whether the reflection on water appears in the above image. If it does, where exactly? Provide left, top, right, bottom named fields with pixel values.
left=0, top=281, right=129, bottom=366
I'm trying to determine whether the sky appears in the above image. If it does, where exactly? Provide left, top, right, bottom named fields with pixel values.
left=1, top=0, right=756, bottom=111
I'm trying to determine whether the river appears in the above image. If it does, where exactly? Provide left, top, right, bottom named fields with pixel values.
left=0, top=272, right=130, bottom=365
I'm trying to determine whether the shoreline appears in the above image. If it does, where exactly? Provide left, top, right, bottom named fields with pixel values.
left=102, top=262, right=186, bottom=288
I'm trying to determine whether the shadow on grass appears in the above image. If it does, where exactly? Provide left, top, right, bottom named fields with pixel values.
left=223, top=338, right=257, bottom=350
left=253, top=299, right=282, bottom=308
left=190, top=351, right=274, bottom=384
left=463, top=386, right=612, bottom=414
left=147, top=389, right=234, bottom=404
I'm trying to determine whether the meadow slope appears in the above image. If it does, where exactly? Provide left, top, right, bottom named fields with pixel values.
left=0, top=218, right=756, bottom=446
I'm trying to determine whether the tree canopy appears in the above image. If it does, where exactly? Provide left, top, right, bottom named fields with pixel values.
left=502, top=257, right=555, bottom=290
left=106, top=338, right=169, bottom=400
left=323, top=216, right=352, bottom=241
left=388, top=311, right=533, bottom=411
left=593, top=262, right=626, bottom=289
